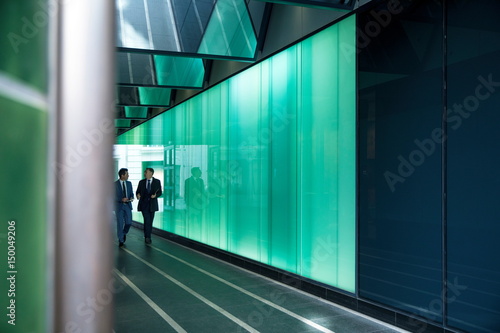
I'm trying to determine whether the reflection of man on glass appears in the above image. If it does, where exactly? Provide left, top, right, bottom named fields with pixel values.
left=136, top=167, right=162, bottom=244
left=184, top=167, right=205, bottom=223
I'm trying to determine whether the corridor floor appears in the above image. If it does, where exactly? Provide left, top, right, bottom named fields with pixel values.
left=113, top=227, right=409, bottom=333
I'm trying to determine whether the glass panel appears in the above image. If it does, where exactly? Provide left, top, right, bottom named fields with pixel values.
left=116, top=0, right=151, bottom=49
left=300, top=16, right=356, bottom=291
left=115, top=119, right=132, bottom=128
left=203, top=84, right=228, bottom=247
left=0, top=96, right=48, bottom=333
left=116, top=52, right=155, bottom=85
left=358, top=0, right=444, bottom=323
left=269, top=48, right=299, bottom=272
left=138, top=86, right=171, bottom=106
left=247, top=0, right=267, bottom=36
left=148, top=0, right=180, bottom=51
left=124, top=106, right=148, bottom=118
left=117, top=86, right=139, bottom=105
left=226, top=64, right=269, bottom=260
left=0, top=2, right=48, bottom=332
left=171, top=0, right=216, bottom=52
left=182, top=90, right=205, bottom=242
left=0, top=2, right=48, bottom=92
left=116, top=0, right=260, bottom=60
left=446, top=0, right=500, bottom=332
left=116, top=16, right=356, bottom=292
left=154, top=55, right=204, bottom=88
left=197, top=0, right=257, bottom=58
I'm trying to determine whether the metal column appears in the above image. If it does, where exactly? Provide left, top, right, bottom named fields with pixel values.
left=52, top=1, right=116, bottom=332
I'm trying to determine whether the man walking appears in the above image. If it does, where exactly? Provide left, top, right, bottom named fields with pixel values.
left=136, top=167, right=162, bottom=244
left=115, top=168, right=134, bottom=247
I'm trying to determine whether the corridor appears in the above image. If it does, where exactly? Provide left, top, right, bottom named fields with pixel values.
left=113, top=228, right=409, bottom=333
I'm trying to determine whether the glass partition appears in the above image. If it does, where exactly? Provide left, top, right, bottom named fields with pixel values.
left=358, top=0, right=444, bottom=322
left=358, top=1, right=500, bottom=331
left=446, top=1, right=500, bottom=332
left=116, top=15, right=356, bottom=292
left=0, top=1, right=48, bottom=332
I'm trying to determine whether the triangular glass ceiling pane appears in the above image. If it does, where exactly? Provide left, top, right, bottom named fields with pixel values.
left=117, top=86, right=171, bottom=106
left=170, top=0, right=216, bottom=52
left=154, top=55, right=204, bottom=88
left=117, top=52, right=205, bottom=88
left=198, top=0, right=257, bottom=58
left=124, top=106, right=148, bottom=118
left=116, top=0, right=258, bottom=60
left=115, top=119, right=132, bottom=128
left=138, top=87, right=172, bottom=106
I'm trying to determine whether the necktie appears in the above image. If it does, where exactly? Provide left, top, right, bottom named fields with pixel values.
left=147, top=179, right=151, bottom=193
left=122, top=181, right=126, bottom=198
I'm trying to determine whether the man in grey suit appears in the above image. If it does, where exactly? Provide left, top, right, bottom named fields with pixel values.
left=115, top=168, right=134, bottom=247
left=136, top=167, right=162, bottom=244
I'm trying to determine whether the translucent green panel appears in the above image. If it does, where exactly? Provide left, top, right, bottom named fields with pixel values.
left=137, top=87, right=171, bottom=106
left=299, top=15, right=356, bottom=292
left=0, top=1, right=48, bottom=92
left=115, top=119, right=131, bottom=128
left=336, top=16, right=357, bottom=291
left=202, top=84, right=227, bottom=248
left=154, top=55, right=204, bottom=88
left=124, top=106, right=148, bottom=118
left=269, top=47, right=299, bottom=272
left=0, top=95, right=47, bottom=332
left=198, top=0, right=257, bottom=58
left=171, top=104, right=187, bottom=236
left=116, top=15, right=356, bottom=292
left=183, top=95, right=204, bottom=241
left=227, top=65, right=269, bottom=262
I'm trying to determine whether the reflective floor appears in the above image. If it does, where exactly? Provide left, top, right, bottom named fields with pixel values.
left=113, top=227, right=409, bottom=333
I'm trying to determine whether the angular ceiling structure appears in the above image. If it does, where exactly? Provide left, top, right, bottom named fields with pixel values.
left=115, top=0, right=355, bottom=134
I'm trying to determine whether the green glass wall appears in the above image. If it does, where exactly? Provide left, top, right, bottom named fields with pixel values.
left=117, top=16, right=356, bottom=292
left=0, top=1, right=48, bottom=332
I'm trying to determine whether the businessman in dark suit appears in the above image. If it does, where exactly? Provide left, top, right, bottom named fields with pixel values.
left=136, top=167, right=162, bottom=244
left=115, top=168, right=134, bottom=247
